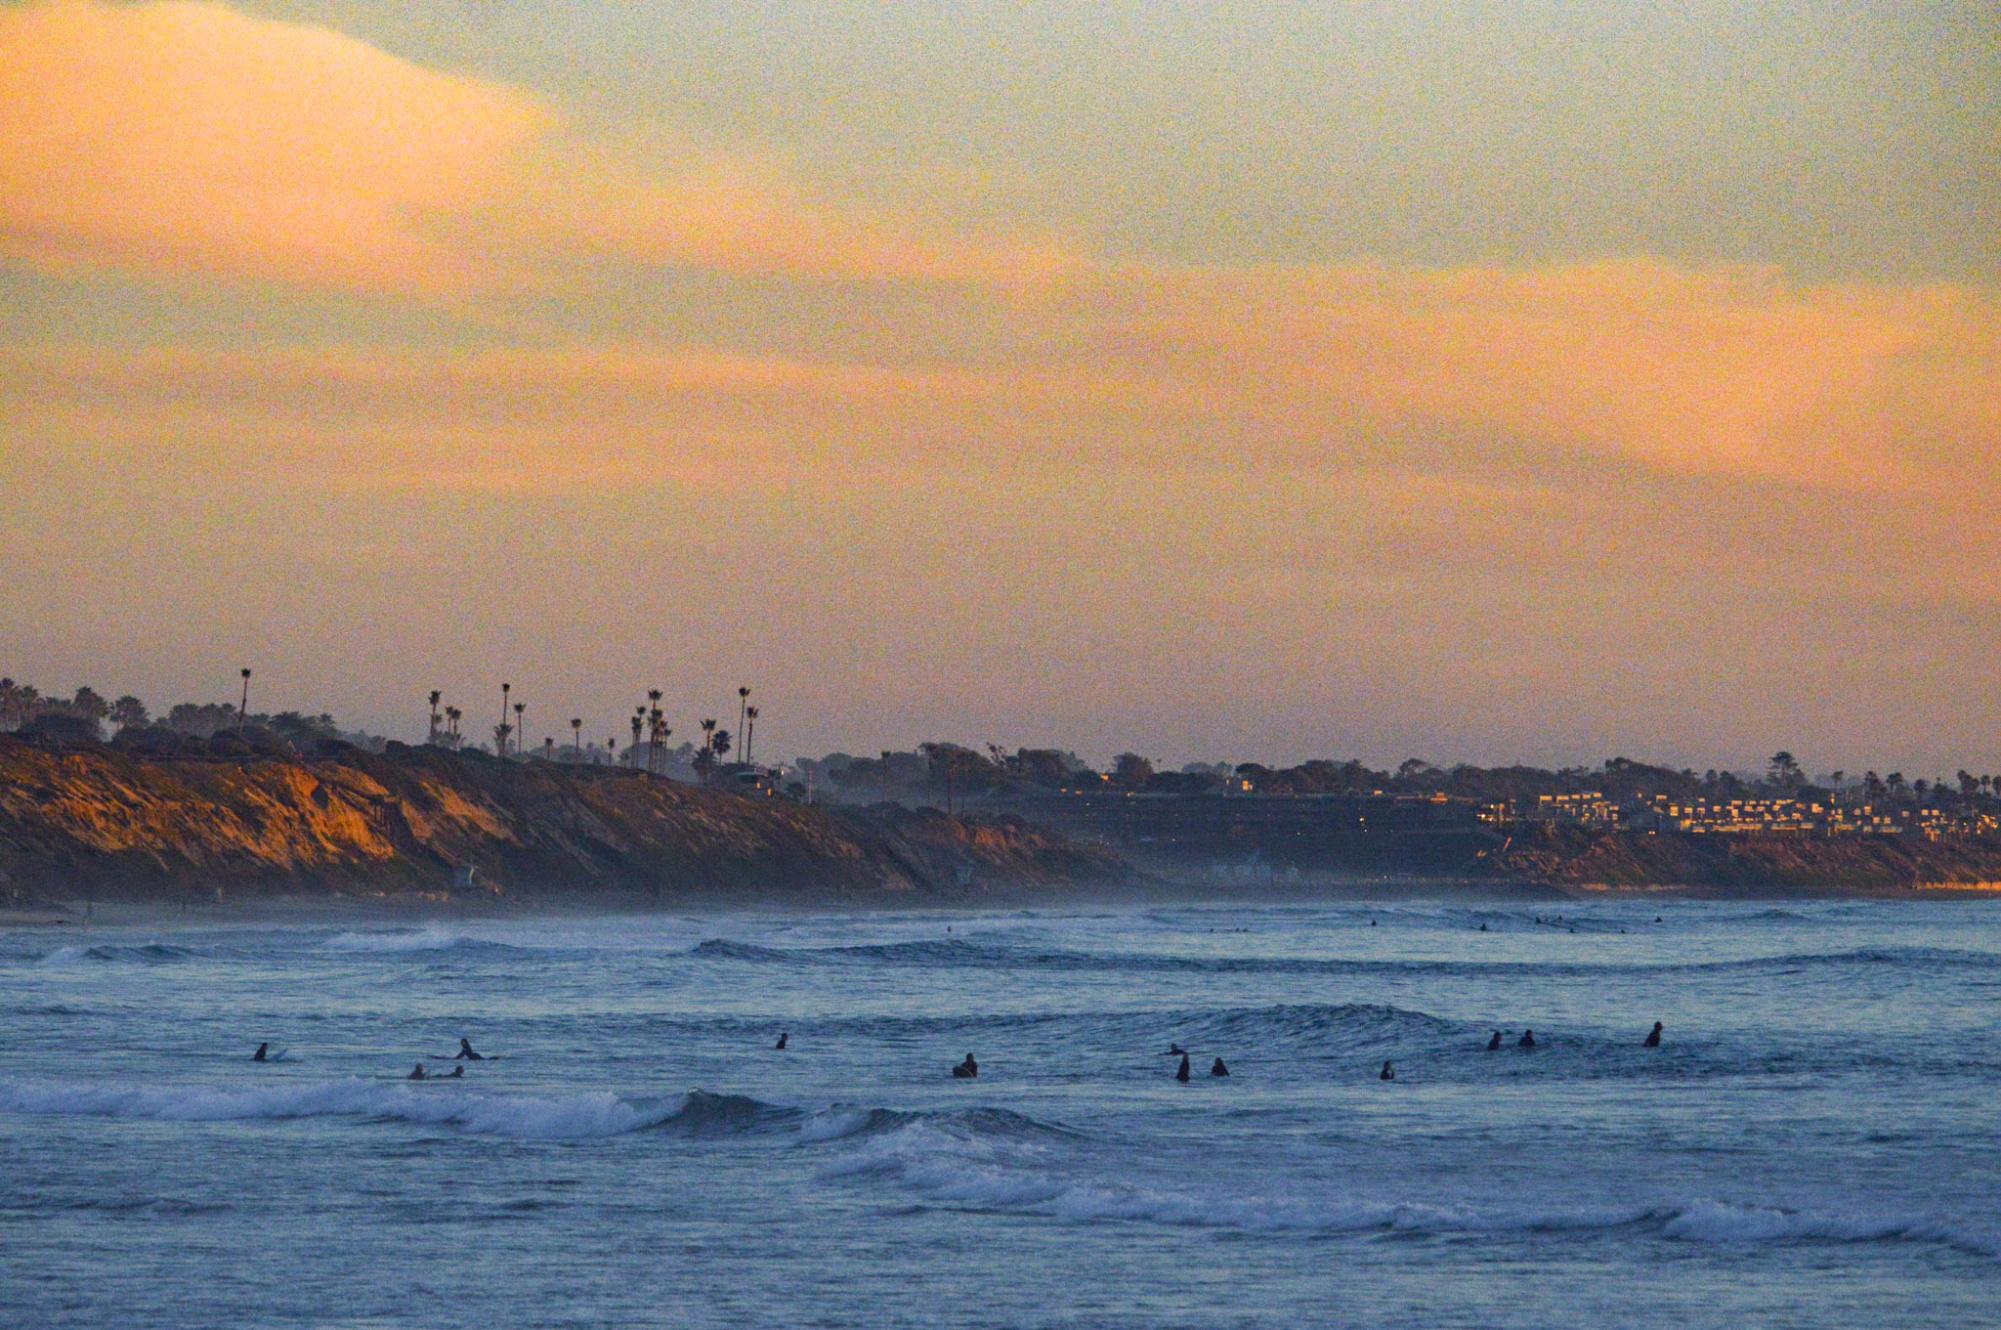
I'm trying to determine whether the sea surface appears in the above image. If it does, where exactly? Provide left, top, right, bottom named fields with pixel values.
left=2, top=897, right=1998, bottom=1329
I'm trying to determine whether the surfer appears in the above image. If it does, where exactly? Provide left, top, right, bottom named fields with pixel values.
left=1380, top=1061, right=1395, bottom=1081
left=775, top=1032, right=789, bottom=1050
left=252, top=1042, right=269, bottom=1063
left=445, top=1065, right=464, bottom=1078
left=1643, top=1021, right=1663, bottom=1048
left=1519, top=1029, right=1537, bottom=1049
left=455, top=1038, right=484, bottom=1061
left=1486, top=1031, right=1502, bottom=1051
left=952, top=1053, right=979, bottom=1079
left=1176, top=1053, right=1191, bottom=1082
left=1166, top=1043, right=1186, bottom=1056
left=408, top=1064, right=428, bottom=1080
left=1210, top=1058, right=1229, bottom=1078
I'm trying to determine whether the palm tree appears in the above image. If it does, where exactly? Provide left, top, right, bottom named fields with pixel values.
left=514, top=702, right=526, bottom=759
left=493, top=721, right=512, bottom=754
left=0, top=678, right=16, bottom=730
left=500, top=682, right=511, bottom=757
left=238, top=668, right=252, bottom=730
left=698, top=718, right=718, bottom=784
left=744, top=706, right=758, bottom=765
left=446, top=705, right=462, bottom=739
left=428, top=690, right=442, bottom=744
left=647, top=711, right=667, bottom=775
left=629, top=709, right=644, bottom=766
left=571, top=717, right=582, bottom=755
left=736, top=686, right=750, bottom=758
left=646, top=690, right=664, bottom=772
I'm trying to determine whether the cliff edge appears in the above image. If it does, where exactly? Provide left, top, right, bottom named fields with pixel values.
left=0, top=736, right=1130, bottom=907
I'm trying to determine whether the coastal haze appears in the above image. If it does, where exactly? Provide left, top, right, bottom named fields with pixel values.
left=1, top=0, right=1997, bottom=773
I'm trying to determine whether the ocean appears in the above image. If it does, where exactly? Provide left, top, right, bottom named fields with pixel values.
left=2, top=898, right=1997, bottom=1328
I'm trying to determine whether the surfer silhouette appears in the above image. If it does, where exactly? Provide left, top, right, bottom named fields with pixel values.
left=775, top=1032, right=789, bottom=1050
left=1210, top=1058, right=1229, bottom=1078
left=1176, top=1053, right=1191, bottom=1082
left=1519, top=1029, right=1537, bottom=1049
left=952, top=1053, right=979, bottom=1079
left=1486, top=1031, right=1502, bottom=1051
left=455, top=1038, right=483, bottom=1061
left=1644, top=1022, right=1663, bottom=1048
left=1380, top=1061, right=1395, bottom=1081
left=408, top=1064, right=427, bottom=1080
left=445, top=1065, right=464, bottom=1078
left=252, top=1042, right=268, bottom=1063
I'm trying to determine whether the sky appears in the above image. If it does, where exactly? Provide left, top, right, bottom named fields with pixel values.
left=1, top=0, right=1997, bottom=775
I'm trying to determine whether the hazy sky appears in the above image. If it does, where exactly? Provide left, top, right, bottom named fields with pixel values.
left=2, top=0, right=1997, bottom=774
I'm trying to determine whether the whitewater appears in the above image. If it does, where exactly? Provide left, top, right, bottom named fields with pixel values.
left=3, top=899, right=1997, bottom=1328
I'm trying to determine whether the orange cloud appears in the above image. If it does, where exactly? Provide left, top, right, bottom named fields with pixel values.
left=1045, top=259, right=2000, bottom=490
left=551, top=157, right=1080, bottom=286
left=0, top=1, right=1078, bottom=293
left=0, top=0, right=551, bottom=292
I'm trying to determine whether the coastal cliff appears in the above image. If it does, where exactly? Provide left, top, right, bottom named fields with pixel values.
left=1481, top=823, right=2001, bottom=894
left=0, top=736, right=1130, bottom=907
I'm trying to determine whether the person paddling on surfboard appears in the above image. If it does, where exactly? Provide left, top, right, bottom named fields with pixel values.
left=252, top=1042, right=269, bottom=1062
left=455, top=1038, right=484, bottom=1061
left=408, top=1064, right=428, bottom=1080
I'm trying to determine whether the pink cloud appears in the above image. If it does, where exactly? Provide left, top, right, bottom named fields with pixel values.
left=0, top=0, right=551, bottom=292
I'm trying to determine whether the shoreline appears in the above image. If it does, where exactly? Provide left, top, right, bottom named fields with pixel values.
left=8, top=875, right=1998, bottom=932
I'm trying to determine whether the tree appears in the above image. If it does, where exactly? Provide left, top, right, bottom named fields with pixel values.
left=238, top=668, right=252, bottom=730
left=499, top=682, right=511, bottom=757
left=109, top=695, right=148, bottom=730
left=571, top=717, right=583, bottom=754
left=646, top=691, right=664, bottom=772
left=630, top=709, right=645, bottom=766
left=712, top=729, right=732, bottom=761
left=0, top=678, right=16, bottom=729
left=428, top=690, right=442, bottom=744
left=71, top=686, right=111, bottom=726
left=1767, top=751, right=1803, bottom=788
left=736, top=686, right=750, bottom=760
left=744, top=706, right=759, bottom=765
left=513, top=701, right=526, bottom=759
left=493, top=722, right=512, bottom=754
left=1111, top=752, right=1156, bottom=790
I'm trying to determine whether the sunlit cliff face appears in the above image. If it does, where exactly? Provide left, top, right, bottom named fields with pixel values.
left=1, top=0, right=1996, bottom=772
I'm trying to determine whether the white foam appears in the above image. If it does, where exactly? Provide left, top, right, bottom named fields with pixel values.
left=321, top=925, right=466, bottom=953
left=812, top=1119, right=1998, bottom=1257
left=796, top=1107, right=880, bottom=1143
left=0, top=1078, right=688, bottom=1140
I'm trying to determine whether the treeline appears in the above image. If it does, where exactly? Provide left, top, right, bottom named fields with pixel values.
left=797, top=744, right=2001, bottom=813
left=0, top=677, right=381, bottom=753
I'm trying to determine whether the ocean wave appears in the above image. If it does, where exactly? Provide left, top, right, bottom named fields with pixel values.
left=320, top=927, right=540, bottom=957
left=0, top=1077, right=696, bottom=1140
left=36, top=942, right=202, bottom=966
left=683, top=935, right=2000, bottom=979
left=814, top=1119, right=1999, bottom=1257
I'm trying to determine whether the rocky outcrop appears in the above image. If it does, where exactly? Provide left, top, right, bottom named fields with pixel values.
left=0, top=737, right=1130, bottom=906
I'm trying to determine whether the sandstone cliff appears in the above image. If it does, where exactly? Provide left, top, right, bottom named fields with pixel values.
left=0, top=736, right=1130, bottom=906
